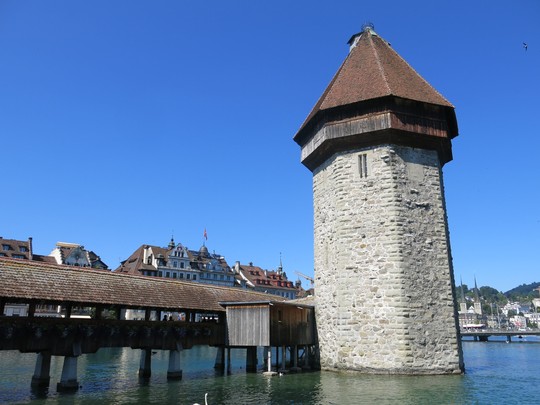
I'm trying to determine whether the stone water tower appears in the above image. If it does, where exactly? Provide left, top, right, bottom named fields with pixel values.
left=294, top=25, right=464, bottom=374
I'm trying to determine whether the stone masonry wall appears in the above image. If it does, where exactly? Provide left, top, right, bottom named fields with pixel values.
left=313, top=144, right=464, bottom=374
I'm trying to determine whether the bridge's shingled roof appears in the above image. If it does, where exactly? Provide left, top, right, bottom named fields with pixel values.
left=0, top=258, right=285, bottom=312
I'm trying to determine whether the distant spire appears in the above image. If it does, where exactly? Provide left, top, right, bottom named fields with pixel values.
left=460, top=277, right=466, bottom=303
left=474, top=276, right=480, bottom=300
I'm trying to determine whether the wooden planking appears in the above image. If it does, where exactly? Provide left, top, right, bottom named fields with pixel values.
left=225, top=303, right=316, bottom=347
left=226, top=305, right=270, bottom=346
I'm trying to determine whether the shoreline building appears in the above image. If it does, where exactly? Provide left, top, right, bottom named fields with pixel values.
left=49, top=242, right=108, bottom=269
left=234, top=261, right=299, bottom=300
left=116, top=238, right=301, bottom=299
left=115, top=238, right=238, bottom=288
left=293, top=25, right=464, bottom=374
left=1, top=236, right=106, bottom=317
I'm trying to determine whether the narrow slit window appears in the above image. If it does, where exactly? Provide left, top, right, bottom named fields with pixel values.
left=359, top=154, right=368, bottom=178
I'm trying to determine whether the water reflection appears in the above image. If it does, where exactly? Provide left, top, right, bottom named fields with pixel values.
left=1, top=342, right=540, bottom=404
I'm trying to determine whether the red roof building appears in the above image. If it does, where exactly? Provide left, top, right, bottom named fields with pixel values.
left=233, top=261, right=298, bottom=299
left=115, top=238, right=238, bottom=288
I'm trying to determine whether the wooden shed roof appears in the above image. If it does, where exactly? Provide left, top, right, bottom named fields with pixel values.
left=0, top=258, right=285, bottom=312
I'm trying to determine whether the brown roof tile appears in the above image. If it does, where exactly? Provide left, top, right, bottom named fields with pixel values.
left=239, top=263, right=297, bottom=291
left=295, top=27, right=453, bottom=140
left=0, top=237, right=31, bottom=260
left=0, top=257, right=285, bottom=312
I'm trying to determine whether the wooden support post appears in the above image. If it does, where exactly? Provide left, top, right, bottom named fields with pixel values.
left=506, top=335, right=512, bottom=343
left=303, top=345, right=312, bottom=370
left=65, top=304, right=72, bottom=319
left=94, top=305, right=103, bottom=320
left=279, top=346, right=287, bottom=372
left=226, top=347, right=231, bottom=374
left=167, top=349, right=183, bottom=380
left=145, top=309, right=151, bottom=321
left=57, top=356, right=79, bottom=391
left=214, top=346, right=225, bottom=370
left=31, top=352, right=51, bottom=388
left=138, top=348, right=152, bottom=378
left=28, top=302, right=36, bottom=318
left=290, top=345, right=301, bottom=372
left=246, top=347, right=258, bottom=373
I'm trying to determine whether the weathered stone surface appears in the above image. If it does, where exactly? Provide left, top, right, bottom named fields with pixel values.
left=313, top=144, right=463, bottom=374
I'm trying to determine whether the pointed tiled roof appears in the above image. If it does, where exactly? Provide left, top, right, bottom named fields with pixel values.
left=294, top=26, right=458, bottom=170
left=295, top=26, right=453, bottom=140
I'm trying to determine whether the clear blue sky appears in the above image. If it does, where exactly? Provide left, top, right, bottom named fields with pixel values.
left=1, top=1, right=538, bottom=292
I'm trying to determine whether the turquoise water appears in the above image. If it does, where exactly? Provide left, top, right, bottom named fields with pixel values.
left=1, top=339, right=540, bottom=404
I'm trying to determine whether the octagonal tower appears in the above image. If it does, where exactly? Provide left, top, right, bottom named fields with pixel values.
left=294, top=25, right=464, bottom=374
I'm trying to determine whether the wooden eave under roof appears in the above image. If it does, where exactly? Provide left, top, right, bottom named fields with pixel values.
left=219, top=300, right=313, bottom=309
left=294, top=27, right=457, bottom=146
left=0, top=258, right=285, bottom=312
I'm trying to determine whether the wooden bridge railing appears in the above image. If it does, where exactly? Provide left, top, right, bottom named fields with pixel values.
left=0, top=317, right=225, bottom=356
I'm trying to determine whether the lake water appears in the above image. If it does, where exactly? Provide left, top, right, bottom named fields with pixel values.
left=1, top=337, right=539, bottom=404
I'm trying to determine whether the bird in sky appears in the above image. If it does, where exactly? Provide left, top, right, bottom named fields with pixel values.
left=523, top=42, right=528, bottom=51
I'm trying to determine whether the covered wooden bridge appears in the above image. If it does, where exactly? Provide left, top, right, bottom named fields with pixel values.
left=0, top=257, right=317, bottom=390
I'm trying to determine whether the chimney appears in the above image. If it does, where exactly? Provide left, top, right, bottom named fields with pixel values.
left=28, top=237, right=33, bottom=260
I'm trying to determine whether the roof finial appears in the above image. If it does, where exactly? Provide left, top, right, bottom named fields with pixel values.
left=348, top=23, right=377, bottom=52
left=362, top=22, right=375, bottom=33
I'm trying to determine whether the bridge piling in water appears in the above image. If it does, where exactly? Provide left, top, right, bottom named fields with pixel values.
left=290, top=345, right=301, bottom=372
left=31, top=352, right=51, bottom=388
left=57, top=356, right=79, bottom=392
left=138, top=349, right=152, bottom=379
left=246, top=347, right=257, bottom=372
left=167, top=349, right=182, bottom=380
left=214, top=346, right=225, bottom=370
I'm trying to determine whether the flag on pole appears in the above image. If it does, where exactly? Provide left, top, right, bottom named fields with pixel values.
left=204, top=228, right=208, bottom=241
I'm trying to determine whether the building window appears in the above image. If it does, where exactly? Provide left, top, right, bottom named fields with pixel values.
left=166, top=272, right=170, bottom=278
left=193, top=275, right=197, bottom=281
left=187, top=274, right=191, bottom=280
left=172, top=273, right=177, bottom=278
left=180, top=262, right=184, bottom=269
left=358, top=153, right=368, bottom=178
left=179, top=273, right=184, bottom=279
left=158, top=271, right=163, bottom=277
left=13, top=254, right=25, bottom=259
left=19, top=246, right=28, bottom=252
left=2, top=245, right=10, bottom=251
left=173, top=261, right=177, bottom=268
